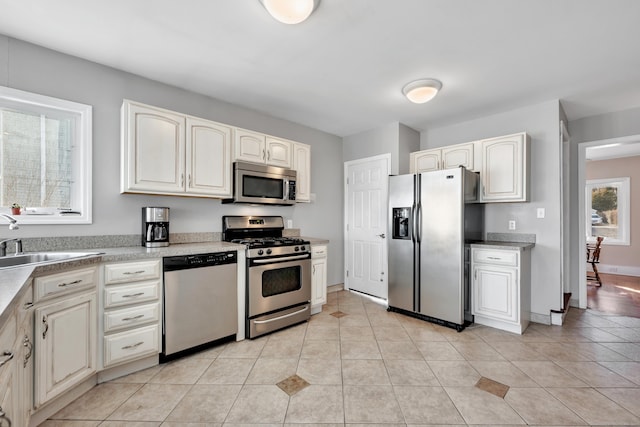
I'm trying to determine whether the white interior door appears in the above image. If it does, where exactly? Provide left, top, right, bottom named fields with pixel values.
left=344, top=154, right=390, bottom=299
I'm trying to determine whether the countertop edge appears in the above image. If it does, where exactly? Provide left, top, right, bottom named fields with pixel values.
left=470, top=241, right=535, bottom=250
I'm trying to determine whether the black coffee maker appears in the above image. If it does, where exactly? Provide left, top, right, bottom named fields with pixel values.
left=142, top=207, right=169, bottom=247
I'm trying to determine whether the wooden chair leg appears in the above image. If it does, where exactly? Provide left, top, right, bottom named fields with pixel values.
left=591, top=262, right=602, bottom=287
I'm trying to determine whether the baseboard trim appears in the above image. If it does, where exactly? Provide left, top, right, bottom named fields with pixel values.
left=328, top=283, right=344, bottom=293
left=598, top=264, right=640, bottom=277
left=530, top=312, right=551, bottom=325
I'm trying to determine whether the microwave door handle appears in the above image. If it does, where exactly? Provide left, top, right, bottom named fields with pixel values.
left=283, top=178, right=289, bottom=201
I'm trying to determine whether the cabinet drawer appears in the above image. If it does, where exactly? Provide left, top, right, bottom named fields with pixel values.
left=104, top=281, right=159, bottom=308
left=34, top=267, right=96, bottom=302
left=312, top=245, right=327, bottom=258
left=103, top=324, right=159, bottom=367
left=104, top=302, right=159, bottom=333
left=104, top=260, right=161, bottom=285
left=473, top=249, right=518, bottom=266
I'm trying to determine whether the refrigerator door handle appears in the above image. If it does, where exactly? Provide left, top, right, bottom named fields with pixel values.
left=416, top=203, right=422, bottom=243
left=411, top=203, right=417, bottom=243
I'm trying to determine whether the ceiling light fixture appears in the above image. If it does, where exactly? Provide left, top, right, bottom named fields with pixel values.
left=259, top=0, right=320, bottom=25
left=402, top=79, right=442, bottom=104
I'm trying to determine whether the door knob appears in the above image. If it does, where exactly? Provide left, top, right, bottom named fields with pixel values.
left=377, top=233, right=386, bottom=239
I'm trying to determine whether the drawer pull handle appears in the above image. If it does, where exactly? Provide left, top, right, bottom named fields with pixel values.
left=123, top=270, right=145, bottom=275
left=0, top=351, right=14, bottom=368
left=122, top=341, right=144, bottom=350
left=0, top=405, right=11, bottom=426
left=122, top=314, right=145, bottom=321
left=58, top=279, right=82, bottom=287
left=122, top=292, right=145, bottom=298
left=487, top=257, right=501, bottom=260
left=23, top=302, right=33, bottom=309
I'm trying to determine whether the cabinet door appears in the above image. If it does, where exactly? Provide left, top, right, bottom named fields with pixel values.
left=410, top=150, right=441, bottom=173
left=0, top=315, right=16, bottom=427
left=311, top=258, right=327, bottom=308
left=34, top=292, right=97, bottom=407
left=292, top=142, right=311, bottom=202
left=234, top=128, right=266, bottom=163
left=265, top=137, right=292, bottom=168
left=480, top=133, right=527, bottom=202
left=472, top=265, right=518, bottom=323
left=186, top=117, right=232, bottom=197
left=442, top=143, right=475, bottom=171
left=121, top=100, right=186, bottom=194
left=17, top=323, right=33, bottom=427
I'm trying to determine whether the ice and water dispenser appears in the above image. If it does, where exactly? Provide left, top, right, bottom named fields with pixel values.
left=392, top=207, right=411, bottom=239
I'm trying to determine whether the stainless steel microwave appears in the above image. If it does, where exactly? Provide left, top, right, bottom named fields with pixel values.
left=223, top=161, right=297, bottom=205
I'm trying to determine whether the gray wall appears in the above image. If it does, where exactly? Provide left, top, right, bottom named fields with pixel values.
left=343, top=122, right=400, bottom=174
left=398, top=123, right=420, bottom=174
left=422, top=100, right=563, bottom=320
left=0, top=36, right=344, bottom=286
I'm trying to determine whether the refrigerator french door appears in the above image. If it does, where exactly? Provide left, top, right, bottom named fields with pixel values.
left=388, top=167, right=482, bottom=331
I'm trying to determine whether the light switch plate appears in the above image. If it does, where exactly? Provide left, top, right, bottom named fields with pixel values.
left=508, top=220, right=516, bottom=230
left=537, top=208, right=545, bottom=218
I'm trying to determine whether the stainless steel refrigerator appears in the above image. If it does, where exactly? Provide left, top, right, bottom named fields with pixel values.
left=387, top=167, right=484, bottom=331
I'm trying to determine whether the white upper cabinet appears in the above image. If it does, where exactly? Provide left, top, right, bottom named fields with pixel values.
left=186, top=117, right=232, bottom=197
left=234, top=129, right=293, bottom=168
left=292, top=142, right=311, bottom=202
left=410, top=142, right=475, bottom=173
left=442, top=142, right=475, bottom=170
left=121, top=100, right=232, bottom=198
left=121, top=100, right=185, bottom=194
left=479, top=132, right=529, bottom=202
left=410, top=149, right=440, bottom=173
left=234, top=128, right=266, bottom=164
left=265, top=137, right=292, bottom=168
left=409, top=132, right=529, bottom=203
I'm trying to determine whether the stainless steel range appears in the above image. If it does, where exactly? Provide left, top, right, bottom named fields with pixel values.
left=222, top=216, right=311, bottom=339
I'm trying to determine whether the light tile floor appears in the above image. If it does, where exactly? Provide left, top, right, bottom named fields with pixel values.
left=44, top=290, right=640, bottom=426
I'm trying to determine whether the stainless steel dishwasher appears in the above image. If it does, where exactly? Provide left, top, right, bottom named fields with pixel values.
left=162, top=251, right=237, bottom=359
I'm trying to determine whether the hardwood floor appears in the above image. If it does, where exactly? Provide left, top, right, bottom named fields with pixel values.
left=587, top=273, right=640, bottom=318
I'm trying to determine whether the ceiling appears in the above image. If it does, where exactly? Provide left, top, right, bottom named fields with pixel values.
left=1, top=0, right=640, bottom=137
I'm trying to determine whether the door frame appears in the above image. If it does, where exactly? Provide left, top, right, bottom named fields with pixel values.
left=577, top=133, right=640, bottom=309
left=343, top=153, right=391, bottom=293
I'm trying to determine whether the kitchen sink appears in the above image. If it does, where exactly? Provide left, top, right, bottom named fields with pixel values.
left=0, top=252, right=101, bottom=269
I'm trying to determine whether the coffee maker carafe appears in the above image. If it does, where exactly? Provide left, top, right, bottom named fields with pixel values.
left=142, top=207, right=169, bottom=247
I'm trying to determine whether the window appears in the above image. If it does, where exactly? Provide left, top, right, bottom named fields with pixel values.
left=585, top=177, right=630, bottom=245
left=0, top=86, right=92, bottom=224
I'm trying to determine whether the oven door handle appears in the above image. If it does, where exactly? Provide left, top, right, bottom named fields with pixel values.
left=253, top=306, right=309, bottom=324
left=252, top=254, right=309, bottom=264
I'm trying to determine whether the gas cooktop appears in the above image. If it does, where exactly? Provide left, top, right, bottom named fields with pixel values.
left=230, top=237, right=309, bottom=249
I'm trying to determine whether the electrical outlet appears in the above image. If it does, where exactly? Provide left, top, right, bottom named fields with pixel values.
left=508, top=220, right=516, bottom=230
left=537, top=208, right=545, bottom=218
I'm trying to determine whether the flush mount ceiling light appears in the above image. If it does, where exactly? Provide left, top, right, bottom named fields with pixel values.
left=402, top=79, right=443, bottom=104
left=259, top=0, right=320, bottom=24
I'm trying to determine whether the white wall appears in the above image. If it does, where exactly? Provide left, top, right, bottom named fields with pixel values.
left=0, top=36, right=345, bottom=286
left=422, top=100, right=563, bottom=321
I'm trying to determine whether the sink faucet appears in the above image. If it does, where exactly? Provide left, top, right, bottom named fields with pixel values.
left=0, top=214, right=19, bottom=230
left=0, top=238, right=23, bottom=257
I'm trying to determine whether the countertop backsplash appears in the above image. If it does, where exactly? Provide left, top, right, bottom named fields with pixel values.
left=10, top=229, right=303, bottom=252
left=486, top=232, right=536, bottom=244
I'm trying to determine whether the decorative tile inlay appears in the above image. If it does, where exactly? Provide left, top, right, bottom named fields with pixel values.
left=277, top=374, right=310, bottom=396
left=475, top=376, right=510, bottom=398
left=331, top=311, right=347, bottom=318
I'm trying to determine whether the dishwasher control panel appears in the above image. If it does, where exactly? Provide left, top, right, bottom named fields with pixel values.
left=163, top=251, right=237, bottom=271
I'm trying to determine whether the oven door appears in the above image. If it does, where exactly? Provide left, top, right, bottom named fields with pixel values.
left=247, top=254, right=311, bottom=318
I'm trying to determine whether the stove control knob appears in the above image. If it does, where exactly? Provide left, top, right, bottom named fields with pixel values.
left=266, top=249, right=272, bottom=255
left=294, top=246, right=300, bottom=252
left=258, top=249, right=264, bottom=256
left=300, top=245, right=306, bottom=251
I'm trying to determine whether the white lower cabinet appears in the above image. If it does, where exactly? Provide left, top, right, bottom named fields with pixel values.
left=311, top=245, right=328, bottom=315
left=471, top=246, right=531, bottom=334
left=0, top=314, right=17, bottom=427
left=34, top=284, right=97, bottom=407
left=102, top=260, right=162, bottom=369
